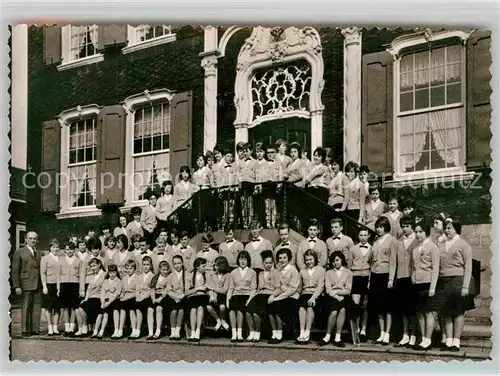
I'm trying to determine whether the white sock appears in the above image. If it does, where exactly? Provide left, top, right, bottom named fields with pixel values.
left=175, top=327, right=181, bottom=337
left=170, top=327, right=174, bottom=336
left=155, top=328, right=161, bottom=336
left=399, top=334, right=410, bottom=344
left=271, top=330, right=277, bottom=339
left=452, top=338, right=460, bottom=348
left=323, top=333, right=331, bottom=342
left=441, top=333, right=447, bottom=342
left=247, top=331, right=255, bottom=340
left=421, top=337, right=431, bottom=347
left=334, top=333, right=341, bottom=342
left=82, top=325, right=88, bottom=334
left=232, top=328, right=237, bottom=339
left=409, top=335, right=416, bottom=345
left=383, top=332, right=390, bottom=343
left=446, top=338, right=453, bottom=347
left=195, top=328, right=200, bottom=339
left=376, top=331, right=385, bottom=341
left=360, top=329, right=366, bottom=336
left=69, top=323, right=74, bottom=332
left=254, top=332, right=260, bottom=341
left=304, top=330, right=310, bottom=339
left=64, top=323, right=70, bottom=332
left=47, top=324, right=53, bottom=334
left=215, top=319, right=222, bottom=330
left=276, top=330, right=283, bottom=340
left=299, top=329, right=305, bottom=339
left=221, top=320, right=229, bottom=330
left=116, top=329, right=122, bottom=337
left=53, top=325, right=59, bottom=333
left=237, top=328, right=243, bottom=339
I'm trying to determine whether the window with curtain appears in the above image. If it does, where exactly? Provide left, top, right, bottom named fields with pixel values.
left=134, top=25, right=173, bottom=43
left=68, top=117, right=97, bottom=208
left=397, top=43, right=464, bottom=174
left=70, top=25, right=99, bottom=61
left=132, top=102, right=171, bottom=201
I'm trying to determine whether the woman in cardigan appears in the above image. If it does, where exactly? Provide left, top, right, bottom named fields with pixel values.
left=436, top=218, right=473, bottom=352
left=412, top=221, right=440, bottom=351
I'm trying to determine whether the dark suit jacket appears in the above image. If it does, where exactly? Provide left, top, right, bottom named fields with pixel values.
left=12, top=246, right=41, bottom=291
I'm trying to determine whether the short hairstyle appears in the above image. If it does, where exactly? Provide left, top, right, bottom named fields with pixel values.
left=255, top=142, right=264, bottom=152
left=223, top=225, right=234, bottom=234
left=106, top=264, right=120, bottom=279
left=289, top=142, right=302, bottom=156
left=414, top=221, right=432, bottom=236
left=249, top=220, right=262, bottom=230
left=179, top=165, right=192, bottom=180
left=260, top=250, right=274, bottom=263
left=368, top=182, right=381, bottom=194
left=236, top=141, right=246, bottom=152
left=242, top=142, right=252, bottom=151
left=106, top=235, right=117, bottom=244
left=205, top=152, right=215, bottom=162
left=131, top=206, right=142, bottom=216
left=237, top=250, right=252, bottom=268
left=223, top=148, right=233, bottom=156
left=375, top=216, right=391, bottom=234
left=276, top=248, right=292, bottom=263
left=196, top=153, right=207, bottom=165
left=330, top=217, right=344, bottom=227
left=329, top=250, right=347, bottom=268
left=312, top=147, right=326, bottom=163
left=445, top=217, right=462, bottom=235
left=359, top=165, right=370, bottom=174
left=125, top=259, right=137, bottom=270
left=139, top=236, right=148, bottom=243
left=324, top=147, right=334, bottom=161
left=278, top=222, right=290, bottom=232
left=213, top=144, right=222, bottom=154
left=89, top=257, right=104, bottom=271
left=76, top=237, right=86, bottom=246
left=399, top=214, right=415, bottom=228
left=330, top=158, right=343, bottom=171
left=49, top=239, right=60, bottom=248
left=308, top=218, right=320, bottom=229
left=344, top=161, right=359, bottom=174
left=402, top=198, right=415, bottom=210
left=142, top=256, right=154, bottom=273
left=433, top=212, right=450, bottom=224
left=100, top=223, right=111, bottom=232
left=87, top=237, right=102, bottom=251
left=214, top=256, right=231, bottom=274
left=162, top=180, right=173, bottom=194
left=201, top=233, right=214, bottom=244
left=303, top=249, right=319, bottom=266
left=116, top=234, right=129, bottom=251
left=65, top=242, right=76, bottom=250
left=179, top=230, right=189, bottom=239
left=387, top=193, right=399, bottom=204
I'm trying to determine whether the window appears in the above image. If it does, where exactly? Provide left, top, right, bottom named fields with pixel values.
left=123, top=25, right=177, bottom=54
left=58, top=25, right=104, bottom=71
left=15, top=223, right=26, bottom=251
left=68, top=118, right=97, bottom=208
left=57, top=104, right=102, bottom=219
left=132, top=103, right=171, bottom=200
left=391, top=31, right=470, bottom=179
left=122, top=89, right=176, bottom=208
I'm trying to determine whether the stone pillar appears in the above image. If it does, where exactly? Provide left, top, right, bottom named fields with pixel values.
left=342, top=27, right=362, bottom=165
left=234, top=125, right=248, bottom=146
left=310, top=110, right=323, bottom=153
left=200, top=26, right=218, bottom=153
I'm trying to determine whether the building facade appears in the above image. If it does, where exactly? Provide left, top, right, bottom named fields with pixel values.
left=10, top=24, right=492, bottom=307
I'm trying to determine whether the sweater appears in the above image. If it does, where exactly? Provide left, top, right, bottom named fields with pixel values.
left=300, top=266, right=326, bottom=298
left=236, top=158, right=258, bottom=183
left=120, top=274, right=139, bottom=301
left=411, top=238, right=440, bottom=290
left=382, top=210, right=403, bottom=239
left=275, top=264, right=300, bottom=300
left=166, top=270, right=188, bottom=301
left=41, top=253, right=60, bottom=284
left=348, top=243, right=373, bottom=276
left=156, top=195, right=174, bottom=221
left=438, top=236, right=472, bottom=290
left=328, top=172, right=349, bottom=207
left=227, top=267, right=257, bottom=297
left=173, top=181, right=198, bottom=209
left=136, top=272, right=154, bottom=301
left=304, top=163, right=329, bottom=188
left=196, top=248, right=220, bottom=274
left=85, top=271, right=106, bottom=299
left=153, top=274, right=169, bottom=296
left=396, top=234, right=419, bottom=279
left=244, top=236, right=274, bottom=270
left=101, top=278, right=122, bottom=303
left=186, top=271, right=208, bottom=296
left=59, top=255, right=81, bottom=283
left=364, top=200, right=388, bottom=230
left=172, top=245, right=197, bottom=272
left=209, top=273, right=230, bottom=295
left=257, top=269, right=280, bottom=295
left=140, top=205, right=157, bottom=233
left=285, top=158, right=304, bottom=187
left=297, top=238, right=328, bottom=269
left=219, top=240, right=244, bottom=268
left=326, top=234, right=354, bottom=261
left=325, top=268, right=353, bottom=297
left=371, top=234, right=398, bottom=284
left=274, top=241, right=298, bottom=266
left=126, top=221, right=144, bottom=239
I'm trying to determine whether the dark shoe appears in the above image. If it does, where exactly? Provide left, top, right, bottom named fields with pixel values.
left=30, top=331, right=41, bottom=336
left=382, top=340, right=390, bottom=346
left=373, top=339, right=383, bottom=345
left=113, top=335, right=123, bottom=340
left=90, top=333, right=98, bottom=338
left=319, top=339, right=330, bottom=347
left=236, top=338, right=244, bottom=343
left=359, top=334, right=367, bottom=343
left=231, top=338, right=237, bottom=343
left=174, top=336, right=181, bottom=341
left=48, top=333, right=54, bottom=337
left=194, top=338, right=200, bottom=343
left=451, top=345, right=460, bottom=352
left=146, top=335, right=154, bottom=341
left=334, top=340, right=345, bottom=348
left=395, top=342, right=409, bottom=348
left=295, top=339, right=303, bottom=345
left=21, top=332, right=31, bottom=337
left=268, top=338, right=279, bottom=344
left=97, top=334, right=103, bottom=340
left=441, top=345, right=453, bottom=352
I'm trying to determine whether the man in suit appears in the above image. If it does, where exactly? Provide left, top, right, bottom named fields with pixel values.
left=12, top=231, right=42, bottom=336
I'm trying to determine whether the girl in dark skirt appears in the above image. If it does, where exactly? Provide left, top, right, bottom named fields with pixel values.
left=91, top=264, right=122, bottom=339
left=368, top=216, right=398, bottom=345
left=320, top=251, right=353, bottom=347
left=267, top=248, right=300, bottom=344
left=75, top=258, right=106, bottom=337
left=147, top=261, right=171, bottom=340
left=41, top=239, right=61, bottom=336
left=133, top=256, right=155, bottom=340
left=437, top=218, right=473, bottom=352
left=227, top=251, right=257, bottom=342
left=296, top=249, right=326, bottom=344
left=411, top=221, right=440, bottom=350
left=166, top=255, right=187, bottom=340
left=247, top=250, right=279, bottom=342
left=186, top=258, right=210, bottom=342
left=59, top=242, right=81, bottom=337
left=206, top=256, right=231, bottom=332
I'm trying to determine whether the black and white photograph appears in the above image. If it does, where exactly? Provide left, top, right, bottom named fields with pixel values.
left=7, top=22, right=493, bottom=363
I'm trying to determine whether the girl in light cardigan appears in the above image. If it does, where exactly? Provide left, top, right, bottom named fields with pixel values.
left=320, top=251, right=353, bottom=347
left=41, top=239, right=61, bottom=336
left=412, top=221, right=440, bottom=351
left=436, top=218, right=473, bottom=352
left=227, top=250, right=257, bottom=342
left=59, top=242, right=81, bottom=337
left=296, top=249, right=325, bottom=344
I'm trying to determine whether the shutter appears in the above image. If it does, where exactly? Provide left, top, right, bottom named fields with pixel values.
left=96, top=105, right=126, bottom=207
left=43, top=26, right=62, bottom=65
left=170, top=91, right=193, bottom=183
left=97, top=25, right=128, bottom=50
left=41, top=120, right=61, bottom=212
left=361, top=50, right=394, bottom=177
left=466, top=30, right=492, bottom=169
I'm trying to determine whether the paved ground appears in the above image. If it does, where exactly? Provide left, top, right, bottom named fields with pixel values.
left=10, top=338, right=487, bottom=363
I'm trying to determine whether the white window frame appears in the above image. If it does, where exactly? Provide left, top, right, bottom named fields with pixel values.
left=122, top=25, right=177, bottom=55
left=387, top=29, right=475, bottom=184
left=15, top=223, right=26, bottom=250
left=120, top=89, right=176, bottom=212
left=57, top=25, right=104, bottom=72
left=56, top=104, right=103, bottom=219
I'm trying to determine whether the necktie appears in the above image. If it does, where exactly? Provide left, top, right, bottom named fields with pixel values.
left=32, top=247, right=37, bottom=258
left=360, top=245, right=368, bottom=249
left=252, top=239, right=260, bottom=243
left=309, top=239, right=316, bottom=243
left=333, top=236, right=341, bottom=240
